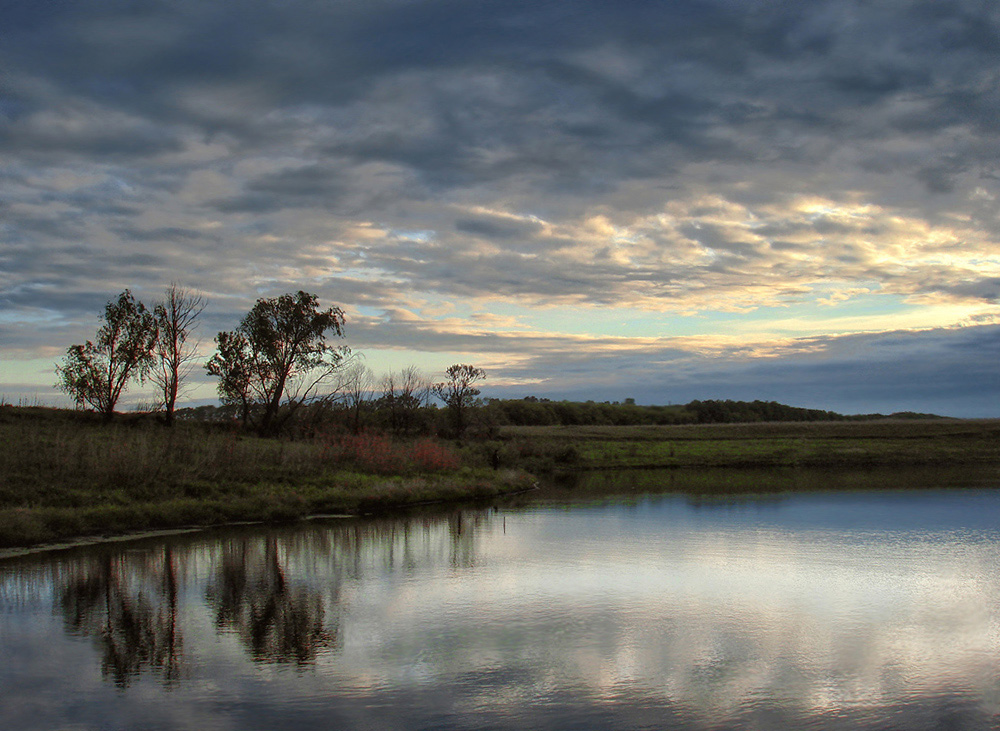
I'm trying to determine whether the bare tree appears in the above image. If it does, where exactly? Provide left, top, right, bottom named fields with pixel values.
left=380, top=365, right=430, bottom=435
left=336, top=360, right=374, bottom=434
left=152, top=284, right=206, bottom=426
left=56, top=290, right=157, bottom=420
left=432, top=364, right=486, bottom=438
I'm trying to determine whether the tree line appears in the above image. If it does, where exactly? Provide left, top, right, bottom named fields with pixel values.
left=480, top=397, right=843, bottom=426
left=56, top=288, right=486, bottom=437
left=174, top=394, right=906, bottom=433
left=479, top=397, right=932, bottom=426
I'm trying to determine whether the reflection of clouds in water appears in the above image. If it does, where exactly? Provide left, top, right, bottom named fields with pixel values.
left=328, top=516, right=1000, bottom=721
left=2, top=500, right=1000, bottom=729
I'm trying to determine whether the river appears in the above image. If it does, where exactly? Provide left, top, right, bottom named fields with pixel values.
left=3, top=470, right=1000, bottom=730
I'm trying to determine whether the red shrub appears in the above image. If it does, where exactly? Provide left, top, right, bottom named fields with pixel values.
left=314, top=431, right=459, bottom=473
left=408, top=438, right=460, bottom=472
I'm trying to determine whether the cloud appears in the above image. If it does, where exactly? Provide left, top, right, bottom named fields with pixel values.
left=4, top=0, right=1000, bottom=413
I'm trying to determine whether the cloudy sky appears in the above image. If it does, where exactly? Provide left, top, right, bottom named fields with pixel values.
left=4, top=0, right=1000, bottom=416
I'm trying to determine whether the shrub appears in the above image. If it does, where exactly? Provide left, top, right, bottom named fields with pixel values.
left=316, top=431, right=460, bottom=474
left=408, top=438, right=460, bottom=471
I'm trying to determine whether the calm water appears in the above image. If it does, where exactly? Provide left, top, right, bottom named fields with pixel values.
left=3, top=475, right=1000, bottom=730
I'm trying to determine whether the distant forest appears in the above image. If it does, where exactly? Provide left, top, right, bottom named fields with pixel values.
left=177, top=397, right=940, bottom=430
left=482, top=398, right=941, bottom=426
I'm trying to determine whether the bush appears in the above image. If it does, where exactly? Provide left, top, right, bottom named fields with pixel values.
left=317, top=431, right=460, bottom=474
left=409, top=438, right=461, bottom=471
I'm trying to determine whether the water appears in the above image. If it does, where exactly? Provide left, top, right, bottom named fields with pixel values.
left=3, top=477, right=1000, bottom=729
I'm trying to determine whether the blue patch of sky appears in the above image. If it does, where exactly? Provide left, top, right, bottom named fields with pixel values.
left=389, top=229, right=435, bottom=242
left=463, top=289, right=910, bottom=339
left=354, top=305, right=388, bottom=319
left=708, top=291, right=910, bottom=328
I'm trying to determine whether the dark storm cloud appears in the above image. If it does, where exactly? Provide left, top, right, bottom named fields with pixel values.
left=0, top=108, right=184, bottom=160
left=677, top=326, right=1000, bottom=417
left=455, top=214, right=544, bottom=241
left=916, top=277, right=1000, bottom=302
left=6, top=0, right=990, bottom=170
left=108, top=225, right=203, bottom=242
left=212, top=164, right=350, bottom=213
left=5, top=0, right=998, bottom=200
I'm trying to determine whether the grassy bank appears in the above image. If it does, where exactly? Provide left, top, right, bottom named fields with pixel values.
left=6, top=407, right=1000, bottom=549
left=491, top=419, right=1000, bottom=471
left=0, top=406, right=533, bottom=548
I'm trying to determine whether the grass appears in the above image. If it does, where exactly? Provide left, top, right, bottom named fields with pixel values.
left=531, top=463, right=1000, bottom=502
left=0, top=406, right=534, bottom=549
left=496, top=419, right=1000, bottom=470
left=5, top=406, right=1000, bottom=549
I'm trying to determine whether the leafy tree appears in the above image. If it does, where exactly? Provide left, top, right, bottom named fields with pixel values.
left=206, top=330, right=254, bottom=426
left=151, top=284, right=206, bottom=426
left=56, top=290, right=157, bottom=419
left=205, top=291, right=347, bottom=435
left=432, top=364, right=485, bottom=437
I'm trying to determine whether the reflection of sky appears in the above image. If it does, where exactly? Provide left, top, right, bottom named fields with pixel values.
left=335, top=495, right=1000, bottom=719
left=2, top=492, right=1000, bottom=729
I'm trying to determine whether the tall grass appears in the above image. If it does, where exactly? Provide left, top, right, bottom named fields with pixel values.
left=316, top=432, right=461, bottom=473
left=0, top=408, right=533, bottom=548
left=0, top=419, right=464, bottom=505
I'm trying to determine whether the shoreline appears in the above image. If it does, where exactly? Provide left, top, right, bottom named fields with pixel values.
left=7, top=460, right=1000, bottom=557
left=6, top=410, right=1000, bottom=553
left=0, top=478, right=540, bottom=559
left=0, top=471, right=536, bottom=554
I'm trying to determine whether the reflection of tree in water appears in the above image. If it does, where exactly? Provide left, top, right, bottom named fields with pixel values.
left=207, top=538, right=333, bottom=665
left=447, top=510, right=491, bottom=569
left=58, top=547, right=182, bottom=688
left=324, top=509, right=495, bottom=578
left=51, top=508, right=495, bottom=682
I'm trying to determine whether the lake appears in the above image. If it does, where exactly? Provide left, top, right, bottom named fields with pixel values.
left=3, top=470, right=1000, bottom=730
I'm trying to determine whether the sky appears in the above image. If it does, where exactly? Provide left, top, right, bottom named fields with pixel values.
left=4, top=0, right=1000, bottom=416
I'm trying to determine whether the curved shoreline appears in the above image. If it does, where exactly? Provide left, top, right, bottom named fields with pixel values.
left=0, top=479, right=539, bottom=560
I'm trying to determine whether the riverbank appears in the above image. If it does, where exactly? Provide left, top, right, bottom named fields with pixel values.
left=0, top=406, right=534, bottom=549
left=5, top=407, right=1000, bottom=549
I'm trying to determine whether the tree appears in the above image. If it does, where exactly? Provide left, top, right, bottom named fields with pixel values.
left=206, top=330, right=254, bottom=427
left=56, top=290, right=157, bottom=419
left=379, top=365, right=430, bottom=435
left=432, top=364, right=486, bottom=437
left=151, top=284, right=206, bottom=426
left=335, top=360, right=374, bottom=434
left=205, top=291, right=347, bottom=435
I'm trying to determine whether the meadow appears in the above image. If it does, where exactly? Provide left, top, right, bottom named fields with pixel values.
left=0, top=406, right=532, bottom=549
left=492, top=419, right=1000, bottom=470
left=4, top=406, right=1000, bottom=550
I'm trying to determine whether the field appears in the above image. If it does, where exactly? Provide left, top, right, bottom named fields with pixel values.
left=0, top=406, right=532, bottom=550
left=497, top=419, right=1000, bottom=469
left=4, top=406, right=1000, bottom=550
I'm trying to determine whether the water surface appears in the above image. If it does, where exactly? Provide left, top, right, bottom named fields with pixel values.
left=3, top=478, right=1000, bottom=729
